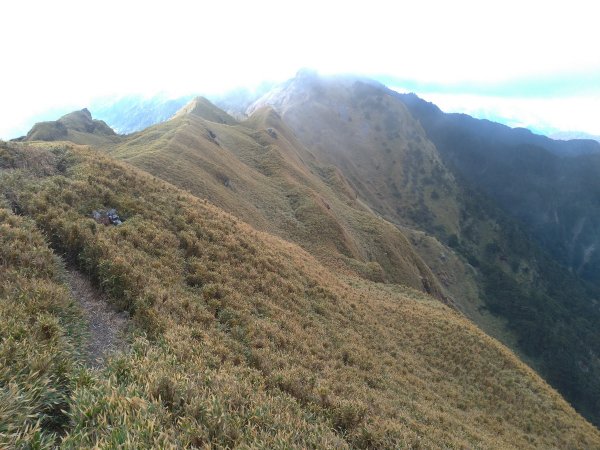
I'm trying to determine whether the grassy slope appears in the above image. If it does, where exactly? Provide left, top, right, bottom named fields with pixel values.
left=250, top=76, right=520, bottom=339
left=249, top=76, right=462, bottom=237
left=2, top=140, right=599, bottom=447
left=24, top=110, right=119, bottom=147
left=0, top=204, right=83, bottom=447
left=253, top=74, right=600, bottom=427
left=106, top=98, right=444, bottom=297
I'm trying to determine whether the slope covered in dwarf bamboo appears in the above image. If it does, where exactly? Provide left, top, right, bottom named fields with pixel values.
left=0, top=203, right=83, bottom=447
left=105, top=98, right=444, bottom=296
left=250, top=72, right=600, bottom=426
left=1, top=140, right=599, bottom=448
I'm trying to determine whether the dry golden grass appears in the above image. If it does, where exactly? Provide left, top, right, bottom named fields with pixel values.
left=1, top=140, right=599, bottom=448
left=0, top=203, right=82, bottom=447
left=247, top=75, right=600, bottom=427
left=106, top=101, right=444, bottom=298
left=104, top=93, right=537, bottom=395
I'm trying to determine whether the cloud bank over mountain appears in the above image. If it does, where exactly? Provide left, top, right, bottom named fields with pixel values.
left=1, top=0, right=599, bottom=139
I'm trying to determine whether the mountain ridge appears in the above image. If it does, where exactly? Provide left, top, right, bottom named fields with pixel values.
left=398, top=93, right=600, bottom=157
left=248, top=72, right=600, bottom=427
left=8, top=72, right=600, bottom=438
left=98, top=94, right=451, bottom=298
left=174, top=96, right=239, bottom=125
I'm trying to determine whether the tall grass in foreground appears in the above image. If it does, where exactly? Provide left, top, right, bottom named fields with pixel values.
left=0, top=206, right=81, bottom=447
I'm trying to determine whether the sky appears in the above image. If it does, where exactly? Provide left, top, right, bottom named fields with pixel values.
left=1, top=0, right=599, bottom=139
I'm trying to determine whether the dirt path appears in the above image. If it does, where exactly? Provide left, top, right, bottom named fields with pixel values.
left=65, top=269, right=129, bottom=368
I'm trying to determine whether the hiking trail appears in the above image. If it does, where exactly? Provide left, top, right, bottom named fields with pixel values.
left=65, top=268, right=129, bottom=368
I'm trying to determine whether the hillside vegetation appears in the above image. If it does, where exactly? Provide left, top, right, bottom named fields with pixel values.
left=21, top=109, right=119, bottom=146
left=104, top=97, right=444, bottom=297
left=0, top=202, right=83, bottom=447
left=399, top=92, right=600, bottom=424
left=2, top=140, right=599, bottom=448
left=248, top=74, right=485, bottom=310
left=401, top=92, right=600, bottom=282
left=249, top=73, right=463, bottom=238
left=250, top=72, right=600, bottom=427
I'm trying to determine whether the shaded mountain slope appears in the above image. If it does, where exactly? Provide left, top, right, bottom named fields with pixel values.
left=249, top=73, right=463, bottom=238
left=400, top=92, right=600, bottom=282
left=250, top=72, right=600, bottom=426
left=247, top=73, right=532, bottom=314
left=1, top=140, right=599, bottom=447
left=105, top=97, right=444, bottom=296
left=21, top=109, right=119, bottom=146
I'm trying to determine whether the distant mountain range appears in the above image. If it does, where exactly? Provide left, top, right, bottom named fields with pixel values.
left=90, top=95, right=195, bottom=135
left=86, top=83, right=276, bottom=136
left=550, top=130, right=600, bottom=142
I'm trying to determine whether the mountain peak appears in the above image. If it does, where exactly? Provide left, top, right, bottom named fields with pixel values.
left=246, top=73, right=319, bottom=116
left=59, top=108, right=94, bottom=124
left=246, top=104, right=283, bottom=126
left=247, top=72, right=388, bottom=118
left=24, top=108, right=115, bottom=143
left=80, top=107, right=92, bottom=118
left=174, top=97, right=237, bottom=125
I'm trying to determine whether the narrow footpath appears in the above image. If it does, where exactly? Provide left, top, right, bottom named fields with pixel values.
left=65, top=269, right=129, bottom=367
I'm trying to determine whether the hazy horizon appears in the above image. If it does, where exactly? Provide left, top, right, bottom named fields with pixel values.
left=2, top=0, right=599, bottom=139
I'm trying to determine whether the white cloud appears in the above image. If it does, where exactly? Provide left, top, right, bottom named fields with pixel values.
left=1, top=0, right=599, bottom=138
left=415, top=92, right=600, bottom=136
